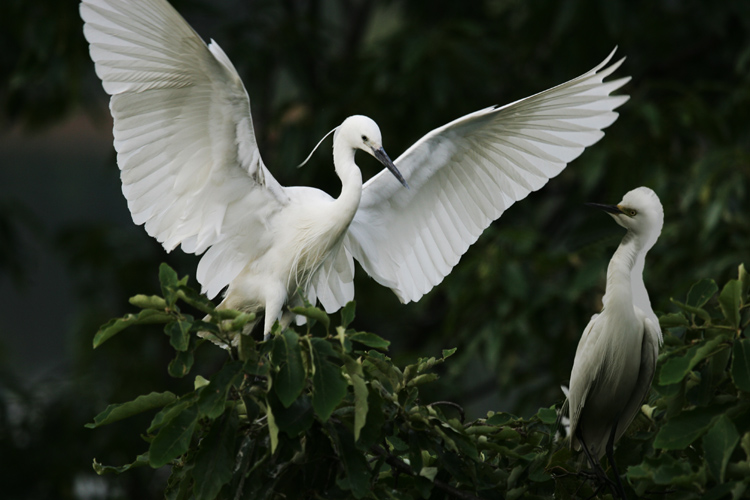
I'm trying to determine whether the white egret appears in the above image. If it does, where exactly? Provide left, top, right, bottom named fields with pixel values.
left=80, top=0, right=630, bottom=339
left=566, top=187, right=664, bottom=499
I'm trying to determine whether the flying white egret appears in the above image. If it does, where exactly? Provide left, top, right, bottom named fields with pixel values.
left=565, top=187, right=664, bottom=499
left=80, top=0, right=631, bottom=339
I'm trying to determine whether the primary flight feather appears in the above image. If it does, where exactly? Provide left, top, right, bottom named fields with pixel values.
left=80, top=0, right=630, bottom=339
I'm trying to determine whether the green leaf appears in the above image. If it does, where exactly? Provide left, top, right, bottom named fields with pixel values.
left=627, top=453, right=700, bottom=486
left=687, top=279, right=718, bottom=308
left=149, top=405, right=198, bottom=468
left=148, top=398, right=195, bottom=434
left=230, top=312, right=255, bottom=332
left=406, top=373, right=438, bottom=387
left=659, top=336, right=725, bottom=385
left=197, top=361, right=243, bottom=419
left=408, top=431, right=424, bottom=473
left=159, top=263, right=180, bottom=305
left=442, top=347, right=457, bottom=359
left=86, top=392, right=177, bottom=429
left=731, top=338, right=750, bottom=392
left=129, top=294, right=168, bottom=310
left=659, top=312, right=689, bottom=329
left=166, top=320, right=191, bottom=351
left=192, top=412, right=238, bottom=500
left=702, top=414, right=739, bottom=483
left=238, top=332, right=256, bottom=362
left=290, top=305, right=330, bottom=332
left=537, top=407, right=558, bottom=425
left=739, top=263, right=749, bottom=304
left=272, top=329, right=306, bottom=407
left=93, top=453, right=150, bottom=475
left=670, top=298, right=711, bottom=323
left=269, top=393, right=314, bottom=437
left=358, top=389, right=385, bottom=450
left=168, top=350, right=194, bottom=378
left=310, top=338, right=347, bottom=421
left=341, top=301, right=356, bottom=328
left=349, top=331, right=390, bottom=350
left=175, top=285, right=216, bottom=314
left=654, top=404, right=729, bottom=450
left=331, top=424, right=371, bottom=498
left=344, top=356, right=369, bottom=442
left=93, top=309, right=173, bottom=348
left=265, top=399, right=279, bottom=454
left=718, top=279, right=742, bottom=328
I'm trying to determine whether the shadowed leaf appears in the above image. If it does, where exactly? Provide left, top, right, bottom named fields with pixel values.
left=272, top=329, right=306, bottom=407
left=93, top=310, right=172, bottom=348
left=193, top=412, right=238, bottom=500
left=310, top=338, right=347, bottom=421
left=93, top=454, right=150, bottom=475
left=718, top=279, right=741, bottom=328
left=731, top=339, right=750, bottom=392
left=687, top=279, right=718, bottom=308
left=86, top=392, right=176, bottom=429
left=149, top=405, right=198, bottom=468
left=197, top=361, right=243, bottom=419
left=702, top=414, right=739, bottom=483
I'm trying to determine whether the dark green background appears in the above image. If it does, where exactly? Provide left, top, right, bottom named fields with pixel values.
left=1, top=0, right=748, bottom=498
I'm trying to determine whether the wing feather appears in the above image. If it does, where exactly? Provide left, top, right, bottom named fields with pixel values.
left=81, top=0, right=289, bottom=298
left=613, top=315, right=660, bottom=444
left=346, top=49, right=629, bottom=302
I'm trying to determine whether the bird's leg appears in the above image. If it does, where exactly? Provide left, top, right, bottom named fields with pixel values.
left=605, top=421, right=628, bottom=500
left=576, top=427, right=617, bottom=494
left=262, top=285, right=288, bottom=341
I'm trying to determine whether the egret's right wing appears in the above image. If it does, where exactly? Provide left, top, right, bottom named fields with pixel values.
left=613, top=315, right=660, bottom=444
left=81, top=0, right=289, bottom=298
left=345, top=49, right=629, bottom=303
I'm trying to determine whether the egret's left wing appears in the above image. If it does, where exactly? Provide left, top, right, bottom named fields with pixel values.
left=567, top=313, right=601, bottom=449
left=345, top=49, right=629, bottom=303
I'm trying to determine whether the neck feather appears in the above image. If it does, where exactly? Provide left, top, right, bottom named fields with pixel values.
left=332, top=142, right=363, bottom=215
left=602, top=231, right=645, bottom=310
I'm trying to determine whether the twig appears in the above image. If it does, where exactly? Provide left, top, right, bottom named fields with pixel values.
left=370, top=445, right=487, bottom=500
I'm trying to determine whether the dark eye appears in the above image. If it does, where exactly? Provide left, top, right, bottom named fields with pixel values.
left=361, top=135, right=368, bottom=142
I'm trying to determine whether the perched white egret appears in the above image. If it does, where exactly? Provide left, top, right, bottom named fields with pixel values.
left=566, top=187, right=664, bottom=498
left=80, top=0, right=630, bottom=339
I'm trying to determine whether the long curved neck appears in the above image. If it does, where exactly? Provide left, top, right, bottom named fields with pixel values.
left=332, top=141, right=363, bottom=217
left=602, top=231, right=645, bottom=312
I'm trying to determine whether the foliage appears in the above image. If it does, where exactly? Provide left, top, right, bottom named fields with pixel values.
left=87, top=263, right=750, bottom=499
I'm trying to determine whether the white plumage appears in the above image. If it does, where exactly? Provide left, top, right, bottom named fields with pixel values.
left=566, top=187, right=664, bottom=498
left=80, top=0, right=630, bottom=338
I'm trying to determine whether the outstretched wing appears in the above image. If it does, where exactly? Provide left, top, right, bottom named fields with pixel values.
left=345, top=49, right=629, bottom=303
left=81, top=0, right=289, bottom=298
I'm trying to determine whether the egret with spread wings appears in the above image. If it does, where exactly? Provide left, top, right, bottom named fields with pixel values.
left=80, top=0, right=630, bottom=339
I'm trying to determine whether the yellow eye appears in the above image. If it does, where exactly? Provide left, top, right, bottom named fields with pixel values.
left=628, top=209, right=637, bottom=217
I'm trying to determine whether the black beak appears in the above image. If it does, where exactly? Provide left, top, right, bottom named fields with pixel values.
left=585, top=202, right=623, bottom=214
left=373, top=147, right=409, bottom=189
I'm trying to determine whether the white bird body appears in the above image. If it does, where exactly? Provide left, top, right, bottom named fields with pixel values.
left=567, top=187, right=664, bottom=464
left=80, top=0, right=631, bottom=338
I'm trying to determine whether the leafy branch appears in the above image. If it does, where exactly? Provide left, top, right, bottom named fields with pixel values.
left=86, top=262, right=750, bottom=499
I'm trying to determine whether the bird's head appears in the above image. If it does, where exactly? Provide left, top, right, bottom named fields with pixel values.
left=588, top=186, right=664, bottom=246
left=337, top=115, right=409, bottom=188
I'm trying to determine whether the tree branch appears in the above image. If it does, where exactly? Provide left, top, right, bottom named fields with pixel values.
left=370, top=445, right=487, bottom=500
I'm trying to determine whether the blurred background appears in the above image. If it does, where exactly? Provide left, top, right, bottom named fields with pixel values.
left=1, top=0, right=749, bottom=498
